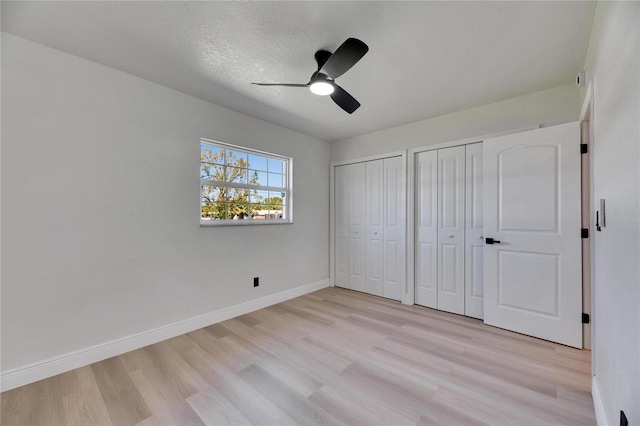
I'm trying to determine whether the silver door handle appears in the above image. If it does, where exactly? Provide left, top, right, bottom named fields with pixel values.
left=478, top=235, right=484, bottom=239
left=448, top=234, right=454, bottom=238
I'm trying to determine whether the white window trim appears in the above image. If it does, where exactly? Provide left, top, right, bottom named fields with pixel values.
left=200, top=139, right=293, bottom=226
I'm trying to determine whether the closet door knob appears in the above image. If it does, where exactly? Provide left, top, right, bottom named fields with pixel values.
left=478, top=235, right=484, bottom=239
left=374, top=232, right=378, bottom=235
left=448, top=234, right=454, bottom=238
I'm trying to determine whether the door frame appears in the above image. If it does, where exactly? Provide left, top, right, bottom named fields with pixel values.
left=407, top=127, right=539, bottom=305
left=579, top=81, right=596, bottom=360
left=329, top=150, right=408, bottom=301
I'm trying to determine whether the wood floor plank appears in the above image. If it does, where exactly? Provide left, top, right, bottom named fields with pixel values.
left=91, top=357, right=152, bottom=426
left=0, top=379, right=65, bottom=426
left=186, top=388, right=253, bottom=425
left=142, top=340, right=210, bottom=399
left=432, top=385, right=532, bottom=425
left=203, top=322, right=231, bottom=339
left=74, top=365, right=102, bottom=392
left=182, top=346, right=286, bottom=424
left=374, top=337, right=455, bottom=375
left=237, top=364, right=343, bottom=425
left=416, top=401, right=489, bottom=426
left=220, top=318, right=292, bottom=354
left=186, top=328, right=256, bottom=372
left=286, top=334, right=352, bottom=373
left=557, top=385, right=597, bottom=415
left=255, top=354, right=323, bottom=398
left=447, top=366, right=595, bottom=425
left=235, top=312, right=263, bottom=327
left=119, top=345, right=156, bottom=373
left=128, top=367, right=205, bottom=426
left=62, top=386, right=113, bottom=426
left=1, top=287, right=596, bottom=426
left=309, top=384, right=416, bottom=426
left=339, top=360, right=437, bottom=420
left=272, top=301, right=336, bottom=326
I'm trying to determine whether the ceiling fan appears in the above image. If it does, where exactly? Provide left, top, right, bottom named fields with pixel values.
left=252, top=38, right=369, bottom=114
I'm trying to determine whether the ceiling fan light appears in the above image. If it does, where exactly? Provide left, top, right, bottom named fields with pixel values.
left=310, top=81, right=334, bottom=96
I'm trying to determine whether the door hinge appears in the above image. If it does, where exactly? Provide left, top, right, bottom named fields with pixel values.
left=581, top=228, right=589, bottom=238
left=580, top=144, right=588, bottom=154
left=582, top=313, right=590, bottom=324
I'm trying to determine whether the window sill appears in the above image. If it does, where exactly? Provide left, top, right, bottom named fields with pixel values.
left=200, top=219, right=293, bottom=227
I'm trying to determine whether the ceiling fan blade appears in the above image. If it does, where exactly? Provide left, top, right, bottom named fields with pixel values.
left=320, top=38, right=369, bottom=78
left=252, top=83, right=309, bottom=87
left=330, top=84, right=360, bottom=114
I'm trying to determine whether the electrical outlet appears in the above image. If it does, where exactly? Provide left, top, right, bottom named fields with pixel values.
left=620, top=410, right=628, bottom=426
left=253, top=277, right=259, bottom=287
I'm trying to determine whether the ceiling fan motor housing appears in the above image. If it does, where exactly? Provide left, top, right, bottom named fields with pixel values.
left=314, top=50, right=333, bottom=69
left=311, top=72, right=333, bottom=84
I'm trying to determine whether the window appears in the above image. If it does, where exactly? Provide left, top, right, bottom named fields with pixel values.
left=200, top=139, right=292, bottom=225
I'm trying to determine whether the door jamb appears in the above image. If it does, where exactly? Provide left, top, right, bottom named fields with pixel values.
left=580, top=80, right=596, bottom=358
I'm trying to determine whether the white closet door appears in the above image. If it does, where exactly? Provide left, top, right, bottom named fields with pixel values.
left=465, top=143, right=484, bottom=319
left=348, top=162, right=366, bottom=292
left=483, top=122, right=582, bottom=348
left=437, top=146, right=465, bottom=315
left=383, top=156, right=405, bottom=301
left=365, top=160, right=384, bottom=297
left=334, top=165, right=350, bottom=288
left=415, top=150, right=438, bottom=308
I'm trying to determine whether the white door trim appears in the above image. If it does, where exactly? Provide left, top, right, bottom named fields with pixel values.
left=330, top=150, right=407, bottom=168
left=580, top=80, right=596, bottom=367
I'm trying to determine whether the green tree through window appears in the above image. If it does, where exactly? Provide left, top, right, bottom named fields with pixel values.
left=201, top=148, right=256, bottom=219
left=200, top=140, right=291, bottom=224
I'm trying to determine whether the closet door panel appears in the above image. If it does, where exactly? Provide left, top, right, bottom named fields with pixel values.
left=415, top=151, right=438, bottom=308
left=365, top=160, right=384, bottom=296
left=383, top=156, right=405, bottom=301
left=465, top=143, right=484, bottom=319
left=334, top=165, right=350, bottom=288
left=349, top=162, right=366, bottom=292
left=437, top=146, right=465, bottom=315
left=441, top=244, right=459, bottom=293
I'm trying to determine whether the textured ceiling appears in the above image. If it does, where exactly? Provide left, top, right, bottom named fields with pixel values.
left=1, top=1, right=596, bottom=142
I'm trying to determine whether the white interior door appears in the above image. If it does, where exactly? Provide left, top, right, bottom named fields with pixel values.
left=334, top=165, right=350, bottom=289
left=465, top=143, right=484, bottom=319
left=383, top=156, right=405, bottom=301
left=415, top=150, right=438, bottom=308
left=483, top=122, right=582, bottom=348
left=437, top=146, right=465, bottom=315
left=349, top=162, right=366, bottom=293
left=365, top=160, right=384, bottom=297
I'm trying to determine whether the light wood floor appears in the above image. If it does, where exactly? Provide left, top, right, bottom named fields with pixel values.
left=1, top=287, right=595, bottom=425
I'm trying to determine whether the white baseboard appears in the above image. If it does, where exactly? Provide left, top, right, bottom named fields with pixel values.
left=592, top=375, right=609, bottom=426
left=0, top=279, right=330, bottom=392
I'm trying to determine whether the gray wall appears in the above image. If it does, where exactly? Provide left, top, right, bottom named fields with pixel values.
left=1, top=33, right=330, bottom=372
left=583, top=2, right=640, bottom=425
left=330, top=84, right=580, bottom=162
